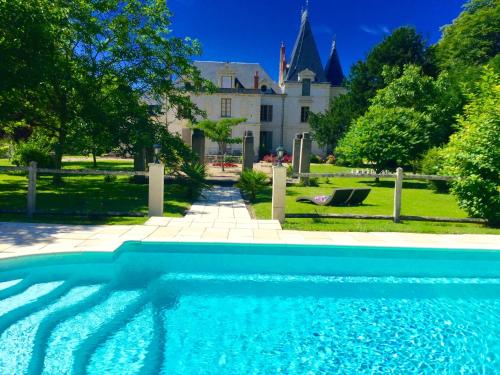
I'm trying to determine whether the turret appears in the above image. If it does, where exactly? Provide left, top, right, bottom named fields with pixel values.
left=325, top=38, right=344, bottom=86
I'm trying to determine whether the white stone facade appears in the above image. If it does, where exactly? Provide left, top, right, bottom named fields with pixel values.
left=164, top=10, right=347, bottom=158
left=165, top=62, right=346, bottom=157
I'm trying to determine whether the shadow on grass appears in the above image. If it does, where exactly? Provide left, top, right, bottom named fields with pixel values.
left=361, top=180, right=428, bottom=190
left=1, top=175, right=194, bottom=219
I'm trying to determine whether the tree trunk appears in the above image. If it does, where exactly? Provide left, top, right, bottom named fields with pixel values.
left=92, top=150, right=97, bottom=168
left=133, top=147, right=147, bottom=184
left=52, top=137, right=64, bottom=185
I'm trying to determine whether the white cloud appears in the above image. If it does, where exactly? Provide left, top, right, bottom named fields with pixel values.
left=360, top=25, right=390, bottom=35
left=314, top=24, right=333, bottom=35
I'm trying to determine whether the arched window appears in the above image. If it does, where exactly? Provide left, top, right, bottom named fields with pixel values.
left=260, top=85, right=268, bottom=93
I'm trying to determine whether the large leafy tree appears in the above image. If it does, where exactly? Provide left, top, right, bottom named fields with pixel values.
left=308, top=94, right=355, bottom=152
left=0, top=0, right=211, bottom=177
left=435, top=0, right=500, bottom=70
left=346, top=27, right=436, bottom=117
left=190, top=118, right=247, bottom=171
left=371, top=65, right=464, bottom=144
left=442, top=68, right=500, bottom=226
left=336, top=106, right=433, bottom=175
left=313, top=27, right=436, bottom=150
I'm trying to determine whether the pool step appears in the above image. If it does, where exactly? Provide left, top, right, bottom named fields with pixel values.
left=0, top=281, right=74, bottom=334
left=155, top=273, right=500, bottom=299
left=0, top=285, right=103, bottom=375
left=0, top=277, right=33, bottom=301
left=0, top=281, right=63, bottom=318
left=72, top=294, right=151, bottom=375
left=85, top=305, right=155, bottom=375
left=140, top=304, right=167, bottom=375
left=72, top=277, right=167, bottom=374
left=28, top=284, right=115, bottom=374
left=41, top=289, right=142, bottom=375
left=0, top=279, right=22, bottom=292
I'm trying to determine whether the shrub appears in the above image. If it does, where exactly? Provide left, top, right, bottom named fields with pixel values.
left=310, top=154, right=322, bottom=163
left=325, top=155, right=335, bottom=164
left=299, top=177, right=319, bottom=187
left=236, top=170, right=268, bottom=201
left=11, top=139, right=54, bottom=168
left=103, top=175, right=117, bottom=183
left=0, top=141, right=10, bottom=158
left=336, top=106, right=433, bottom=173
left=181, top=161, right=210, bottom=199
left=421, top=147, right=449, bottom=193
left=442, top=68, right=500, bottom=226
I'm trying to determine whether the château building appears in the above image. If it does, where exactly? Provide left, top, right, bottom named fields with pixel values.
left=165, top=8, right=346, bottom=157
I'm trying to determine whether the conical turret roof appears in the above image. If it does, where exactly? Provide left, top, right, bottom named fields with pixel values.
left=325, top=40, right=344, bottom=86
left=285, top=10, right=327, bottom=82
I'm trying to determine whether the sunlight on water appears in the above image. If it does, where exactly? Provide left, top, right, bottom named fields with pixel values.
left=0, top=244, right=499, bottom=374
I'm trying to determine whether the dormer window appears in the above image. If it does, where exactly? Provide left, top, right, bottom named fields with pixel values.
left=221, top=76, right=232, bottom=88
left=260, top=85, right=268, bottom=93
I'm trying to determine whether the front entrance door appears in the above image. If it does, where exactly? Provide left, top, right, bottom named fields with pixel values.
left=259, top=131, right=273, bottom=157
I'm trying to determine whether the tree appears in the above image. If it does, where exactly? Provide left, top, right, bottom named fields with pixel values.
left=336, top=106, right=433, bottom=176
left=190, top=118, right=247, bottom=171
left=0, top=0, right=211, bottom=180
left=442, top=68, right=500, bottom=226
left=308, top=94, right=355, bottom=152
left=315, top=27, right=436, bottom=149
left=346, top=27, right=436, bottom=117
left=435, top=0, right=500, bottom=70
left=371, top=65, right=464, bottom=144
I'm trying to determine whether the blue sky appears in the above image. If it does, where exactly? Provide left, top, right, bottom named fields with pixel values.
left=168, top=0, right=465, bottom=81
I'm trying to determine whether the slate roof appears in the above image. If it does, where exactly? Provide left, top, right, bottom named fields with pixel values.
left=193, top=61, right=278, bottom=92
left=285, top=10, right=327, bottom=83
left=325, top=41, right=344, bottom=86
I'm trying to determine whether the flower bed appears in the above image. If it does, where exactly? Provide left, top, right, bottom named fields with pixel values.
left=212, top=162, right=238, bottom=168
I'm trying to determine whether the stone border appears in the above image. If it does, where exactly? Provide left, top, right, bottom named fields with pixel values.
left=0, top=222, right=498, bottom=261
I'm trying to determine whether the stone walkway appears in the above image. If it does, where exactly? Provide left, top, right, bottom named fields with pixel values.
left=0, top=186, right=499, bottom=259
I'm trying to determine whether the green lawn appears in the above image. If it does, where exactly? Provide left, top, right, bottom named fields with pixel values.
left=252, top=164, right=500, bottom=234
left=0, top=158, right=192, bottom=225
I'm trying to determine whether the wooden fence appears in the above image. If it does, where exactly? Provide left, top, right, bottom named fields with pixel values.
left=279, top=168, right=485, bottom=224
left=0, top=161, right=164, bottom=218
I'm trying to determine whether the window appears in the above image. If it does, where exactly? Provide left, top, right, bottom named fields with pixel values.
left=221, top=76, right=232, bottom=88
left=260, top=105, right=273, bottom=122
left=260, top=85, right=268, bottom=93
left=300, top=106, right=310, bottom=123
left=302, top=78, right=311, bottom=96
left=221, top=98, right=231, bottom=117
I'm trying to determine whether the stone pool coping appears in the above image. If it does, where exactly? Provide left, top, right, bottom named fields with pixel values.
left=0, top=221, right=499, bottom=260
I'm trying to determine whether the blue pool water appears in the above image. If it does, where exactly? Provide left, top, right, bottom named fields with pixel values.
left=0, top=242, right=499, bottom=374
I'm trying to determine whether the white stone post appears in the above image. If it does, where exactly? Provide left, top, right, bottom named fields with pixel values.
left=27, top=161, right=37, bottom=218
left=148, top=163, right=164, bottom=217
left=272, top=165, right=287, bottom=223
left=299, top=132, right=312, bottom=185
left=393, top=167, right=403, bottom=223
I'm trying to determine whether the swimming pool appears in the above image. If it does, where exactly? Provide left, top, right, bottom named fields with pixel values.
left=0, top=241, right=499, bottom=374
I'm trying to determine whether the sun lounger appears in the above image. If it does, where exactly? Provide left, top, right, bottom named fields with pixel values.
left=296, top=188, right=354, bottom=206
left=344, top=188, right=371, bottom=206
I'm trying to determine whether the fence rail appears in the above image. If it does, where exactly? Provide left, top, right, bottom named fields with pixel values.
left=293, top=172, right=455, bottom=181
left=0, top=162, right=165, bottom=218
left=0, top=165, right=148, bottom=176
left=273, top=167, right=472, bottom=225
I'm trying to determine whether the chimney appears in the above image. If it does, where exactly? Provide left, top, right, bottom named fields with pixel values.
left=254, top=71, right=259, bottom=90
left=279, top=42, right=286, bottom=86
